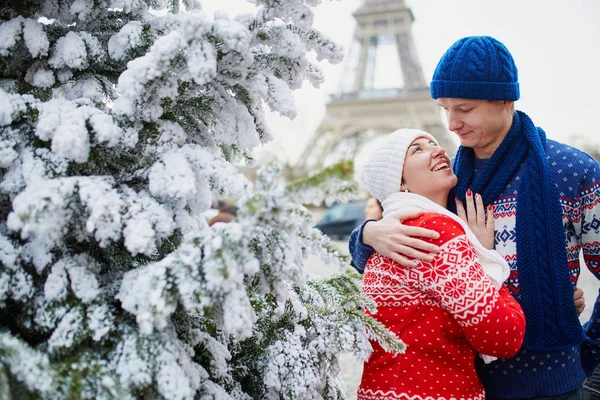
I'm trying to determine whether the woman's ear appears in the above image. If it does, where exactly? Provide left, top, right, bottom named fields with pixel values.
left=400, top=179, right=407, bottom=193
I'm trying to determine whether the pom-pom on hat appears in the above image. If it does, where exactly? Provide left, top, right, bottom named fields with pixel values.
left=430, top=36, right=519, bottom=101
left=363, top=129, right=438, bottom=203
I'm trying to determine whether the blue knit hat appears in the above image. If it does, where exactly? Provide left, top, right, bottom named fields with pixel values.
left=430, top=36, right=520, bottom=101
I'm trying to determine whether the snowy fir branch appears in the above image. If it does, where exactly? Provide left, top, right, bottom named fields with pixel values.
left=0, top=0, right=404, bottom=398
left=286, top=160, right=358, bottom=206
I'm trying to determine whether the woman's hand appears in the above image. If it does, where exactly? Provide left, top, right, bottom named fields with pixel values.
left=456, top=190, right=495, bottom=250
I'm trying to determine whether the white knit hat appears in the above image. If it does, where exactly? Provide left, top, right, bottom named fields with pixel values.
left=363, top=129, right=438, bottom=203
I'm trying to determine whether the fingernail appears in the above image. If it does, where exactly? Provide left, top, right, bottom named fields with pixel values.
left=475, top=193, right=480, bottom=199
left=467, top=188, right=472, bottom=196
left=487, top=205, right=493, bottom=211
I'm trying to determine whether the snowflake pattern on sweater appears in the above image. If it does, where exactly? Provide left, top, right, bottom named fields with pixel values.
left=358, top=213, right=525, bottom=400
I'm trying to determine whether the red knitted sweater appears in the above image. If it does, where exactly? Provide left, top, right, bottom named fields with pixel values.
left=357, top=213, right=525, bottom=400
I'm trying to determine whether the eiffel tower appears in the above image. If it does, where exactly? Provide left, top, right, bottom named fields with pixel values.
left=296, top=0, right=456, bottom=176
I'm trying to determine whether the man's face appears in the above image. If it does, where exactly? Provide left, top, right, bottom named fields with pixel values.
left=437, top=98, right=513, bottom=158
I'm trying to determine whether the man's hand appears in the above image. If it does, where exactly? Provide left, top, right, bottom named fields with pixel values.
left=362, top=209, right=440, bottom=268
left=456, top=190, right=495, bottom=250
left=574, top=287, right=585, bottom=317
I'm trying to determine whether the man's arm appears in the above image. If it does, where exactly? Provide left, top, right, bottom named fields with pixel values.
left=348, top=209, right=441, bottom=273
left=348, top=220, right=375, bottom=273
left=575, top=156, right=600, bottom=375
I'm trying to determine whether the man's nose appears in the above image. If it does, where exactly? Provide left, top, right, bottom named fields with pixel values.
left=447, top=112, right=463, bottom=132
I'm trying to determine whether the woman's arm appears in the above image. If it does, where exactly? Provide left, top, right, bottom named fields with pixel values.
left=415, top=213, right=525, bottom=358
left=463, top=285, right=526, bottom=358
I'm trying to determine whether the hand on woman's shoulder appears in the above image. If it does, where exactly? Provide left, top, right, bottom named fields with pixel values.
left=406, top=212, right=466, bottom=245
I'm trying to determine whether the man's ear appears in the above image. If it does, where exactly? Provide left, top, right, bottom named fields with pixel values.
left=502, top=100, right=515, bottom=111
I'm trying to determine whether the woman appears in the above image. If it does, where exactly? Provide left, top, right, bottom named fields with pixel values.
left=357, top=129, right=526, bottom=400
left=364, top=196, right=383, bottom=220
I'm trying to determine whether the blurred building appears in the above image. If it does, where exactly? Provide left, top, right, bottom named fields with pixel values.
left=295, top=0, right=456, bottom=177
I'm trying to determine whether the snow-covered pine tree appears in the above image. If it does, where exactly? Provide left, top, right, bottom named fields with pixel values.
left=0, top=1, right=405, bottom=399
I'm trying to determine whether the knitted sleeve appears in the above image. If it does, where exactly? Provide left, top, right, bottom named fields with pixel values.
left=578, top=157, right=600, bottom=281
left=348, top=220, right=375, bottom=273
left=412, top=213, right=526, bottom=358
left=575, top=154, right=600, bottom=374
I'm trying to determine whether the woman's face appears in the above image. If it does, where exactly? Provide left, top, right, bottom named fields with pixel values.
left=401, top=137, right=458, bottom=205
left=364, top=197, right=383, bottom=220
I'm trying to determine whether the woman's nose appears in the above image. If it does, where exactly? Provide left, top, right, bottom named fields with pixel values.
left=431, top=146, right=445, bottom=158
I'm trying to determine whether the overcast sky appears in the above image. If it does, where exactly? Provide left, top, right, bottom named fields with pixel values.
left=201, top=0, right=600, bottom=164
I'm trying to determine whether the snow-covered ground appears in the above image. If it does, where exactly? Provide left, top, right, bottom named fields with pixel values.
left=305, top=211, right=600, bottom=400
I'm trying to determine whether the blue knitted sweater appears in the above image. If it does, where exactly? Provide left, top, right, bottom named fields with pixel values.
left=349, top=139, right=600, bottom=397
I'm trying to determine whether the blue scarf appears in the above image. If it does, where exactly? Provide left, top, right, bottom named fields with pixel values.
left=452, top=111, right=584, bottom=351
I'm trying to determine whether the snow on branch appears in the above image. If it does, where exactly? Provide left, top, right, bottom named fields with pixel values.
left=0, top=332, right=55, bottom=398
left=285, top=160, right=359, bottom=206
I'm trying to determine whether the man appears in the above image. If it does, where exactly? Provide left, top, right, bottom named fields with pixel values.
left=349, top=36, right=600, bottom=399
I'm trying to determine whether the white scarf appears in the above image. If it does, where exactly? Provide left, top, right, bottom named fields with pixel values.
left=382, top=192, right=510, bottom=365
